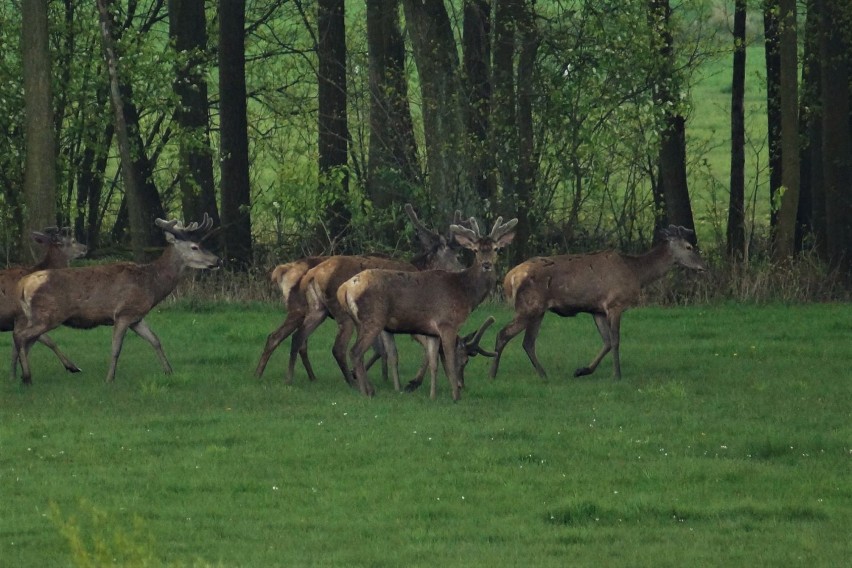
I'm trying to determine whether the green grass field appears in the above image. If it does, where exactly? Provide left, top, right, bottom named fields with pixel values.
left=1, top=300, right=849, bottom=567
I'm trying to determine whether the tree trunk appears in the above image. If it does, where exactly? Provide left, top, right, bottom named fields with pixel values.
left=463, top=0, right=494, bottom=205
left=21, top=0, right=56, bottom=262
left=649, top=0, right=696, bottom=235
left=797, top=0, right=822, bottom=251
left=365, top=0, right=419, bottom=221
left=818, top=0, right=852, bottom=275
left=318, top=0, right=351, bottom=249
left=97, top=0, right=164, bottom=261
left=218, top=0, right=253, bottom=268
left=402, top=0, right=467, bottom=214
left=513, top=3, right=539, bottom=265
left=773, top=0, right=800, bottom=261
left=727, top=0, right=747, bottom=260
left=763, top=0, right=782, bottom=235
left=169, top=0, right=220, bottom=227
left=492, top=0, right=519, bottom=211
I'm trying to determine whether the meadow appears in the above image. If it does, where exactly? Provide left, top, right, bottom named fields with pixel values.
left=1, top=300, right=849, bottom=567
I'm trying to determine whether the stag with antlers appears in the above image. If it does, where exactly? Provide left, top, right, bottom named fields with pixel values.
left=12, top=215, right=221, bottom=384
left=338, top=216, right=517, bottom=400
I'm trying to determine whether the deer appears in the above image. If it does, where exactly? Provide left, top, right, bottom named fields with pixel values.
left=11, top=214, right=221, bottom=385
left=488, top=225, right=707, bottom=381
left=264, top=204, right=469, bottom=389
left=254, top=255, right=329, bottom=382
left=337, top=216, right=517, bottom=401
left=398, top=315, right=497, bottom=400
left=2, top=227, right=88, bottom=378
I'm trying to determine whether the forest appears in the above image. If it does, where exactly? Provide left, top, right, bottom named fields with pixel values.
left=3, top=0, right=852, bottom=294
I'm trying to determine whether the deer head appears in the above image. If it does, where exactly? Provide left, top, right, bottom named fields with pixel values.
left=450, top=216, right=518, bottom=272
left=659, top=225, right=707, bottom=272
left=31, top=227, right=88, bottom=263
left=155, top=213, right=221, bottom=269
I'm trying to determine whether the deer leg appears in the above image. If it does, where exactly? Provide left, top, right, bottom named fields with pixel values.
left=489, top=316, right=530, bottom=379
left=438, top=329, right=461, bottom=402
left=405, top=334, right=432, bottom=392
left=574, top=313, right=611, bottom=377
left=367, top=335, right=389, bottom=383
left=106, top=320, right=133, bottom=382
left=332, top=318, right=357, bottom=385
left=425, top=337, right=441, bottom=400
left=380, top=331, right=401, bottom=391
left=349, top=324, right=379, bottom=397
left=36, top=334, right=81, bottom=373
left=290, top=327, right=318, bottom=382
left=609, top=311, right=623, bottom=380
left=13, top=324, right=51, bottom=385
left=521, top=313, right=548, bottom=379
left=131, top=319, right=172, bottom=375
left=255, top=312, right=303, bottom=379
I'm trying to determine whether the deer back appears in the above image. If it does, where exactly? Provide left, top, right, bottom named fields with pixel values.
left=271, top=256, right=329, bottom=305
left=506, top=252, right=645, bottom=316
left=1, top=228, right=88, bottom=329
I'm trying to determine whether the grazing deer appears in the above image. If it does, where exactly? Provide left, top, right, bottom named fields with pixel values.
left=271, top=204, right=468, bottom=388
left=254, top=256, right=329, bottom=382
left=489, top=225, right=707, bottom=381
left=12, top=215, right=221, bottom=385
left=2, top=228, right=88, bottom=378
left=400, top=316, right=497, bottom=400
left=338, top=216, right=517, bottom=400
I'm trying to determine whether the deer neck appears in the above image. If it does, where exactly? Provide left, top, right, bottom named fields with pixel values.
left=31, top=250, right=59, bottom=271
left=459, top=261, right=497, bottom=308
left=148, top=245, right=187, bottom=297
left=624, top=243, right=674, bottom=288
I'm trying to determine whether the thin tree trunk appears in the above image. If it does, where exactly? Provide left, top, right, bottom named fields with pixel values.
left=773, top=0, right=800, bottom=261
left=818, top=0, right=852, bottom=275
left=797, top=0, right=822, bottom=251
left=402, top=0, right=467, bottom=213
left=318, top=0, right=350, bottom=248
left=763, top=0, right=782, bottom=235
left=169, top=0, right=220, bottom=227
left=218, top=0, right=253, bottom=268
left=649, top=0, right=696, bottom=234
left=463, top=0, right=494, bottom=205
left=97, top=0, right=164, bottom=261
left=22, top=0, right=56, bottom=262
left=727, top=0, right=747, bottom=260
left=513, top=3, right=539, bottom=264
left=365, top=0, right=419, bottom=218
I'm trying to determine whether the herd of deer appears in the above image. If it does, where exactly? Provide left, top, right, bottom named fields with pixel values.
left=1, top=206, right=707, bottom=400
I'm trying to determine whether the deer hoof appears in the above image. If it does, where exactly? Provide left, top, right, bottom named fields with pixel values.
left=404, top=380, right=422, bottom=393
left=574, top=367, right=593, bottom=377
left=67, top=366, right=82, bottom=374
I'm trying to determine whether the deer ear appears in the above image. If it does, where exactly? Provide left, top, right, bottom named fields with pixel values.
left=31, top=231, right=50, bottom=245
left=494, top=231, right=516, bottom=248
left=450, top=224, right=479, bottom=249
left=164, top=232, right=177, bottom=244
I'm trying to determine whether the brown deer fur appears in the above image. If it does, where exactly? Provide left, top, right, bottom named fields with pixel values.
left=262, top=204, right=469, bottom=388
left=489, top=225, right=707, bottom=381
left=338, top=217, right=517, bottom=401
left=254, top=256, right=329, bottom=381
left=2, top=228, right=87, bottom=377
left=12, top=216, right=220, bottom=385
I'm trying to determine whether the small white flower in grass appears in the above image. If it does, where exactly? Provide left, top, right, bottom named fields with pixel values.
left=272, top=486, right=279, bottom=491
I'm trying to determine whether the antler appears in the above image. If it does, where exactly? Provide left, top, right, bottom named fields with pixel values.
left=404, top=203, right=442, bottom=249
left=463, top=316, right=497, bottom=357
left=660, top=225, right=696, bottom=242
left=489, top=217, right=518, bottom=241
left=155, top=213, right=213, bottom=240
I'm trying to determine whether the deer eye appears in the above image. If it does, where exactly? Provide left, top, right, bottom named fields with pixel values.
left=191, top=245, right=200, bottom=251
